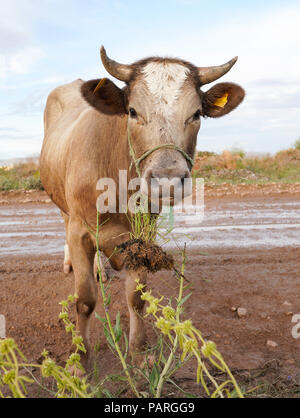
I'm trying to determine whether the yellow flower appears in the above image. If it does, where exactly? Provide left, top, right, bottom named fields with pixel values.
left=145, top=296, right=163, bottom=317
left=41, top=358, right=56, bottom=377
left=66, top=353, right=81, bottom=366
left=182, top=320, right=193, bottom=334
left=146, top=304, right=159, bottom=316
left=201, top=341, right=217, bottom=358
left=59, top=312, right=69, bottom=320
left=173, top=320, right=193, bottom=336
left=172, top=320, right=193, bottom=349
left=68, top=294, right=78, bottom=303
left=0, top=338, right=16, bottom=354
left=141, top=291, right=154, bottom=303
left=184, top=339, right=197, bottom=353
left=162, top=306, right=175, bottom=320
left=181, top=339, right=198, bottom=361
left=155, top=317, right=172, bottom=335
left=3, top=370, right=16, bottom=384
left=42, top=349, right=49, bottom=358
left=136, top=283, right=146, bottom=292
left=65, top=324, right=75, bottom=333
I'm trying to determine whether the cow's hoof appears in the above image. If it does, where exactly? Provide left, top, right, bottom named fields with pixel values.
left=63, top=263, right=72, bottom=275
left=94, top=268, right=108, bottom=283
left=63, top=244, right=72, bottom=275
left=93, top=256, right=108, bottom=282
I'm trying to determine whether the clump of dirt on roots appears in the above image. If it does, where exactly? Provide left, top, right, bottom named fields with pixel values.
left=117, top=239, right=174, bottom=273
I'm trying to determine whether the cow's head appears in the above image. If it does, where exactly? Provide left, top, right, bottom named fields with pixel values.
left=82, top=47, right=245, bottom=204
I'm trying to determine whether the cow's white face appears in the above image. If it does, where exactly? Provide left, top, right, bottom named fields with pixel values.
left=127, top=61, right=201, bottom=203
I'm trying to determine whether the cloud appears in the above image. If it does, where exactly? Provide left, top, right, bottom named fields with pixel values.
left=0, top=136, right=42, bottom=159
left=0, top=1, right=46, bottom=78
left=4, top=47, right=45, bottom=77
left=12, top=88, right=49, bottom=115
left=0, top=128, right=42, bottom=159
left=0, top=25, right=30, bottom=54
left=1, top=1, right=300, bottom=158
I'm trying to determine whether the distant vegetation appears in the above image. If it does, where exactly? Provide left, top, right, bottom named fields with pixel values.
left=0, top=158, right=43, bottom=191
left=294, top=138, right=300, bottom=150
left=1, top=144, right=300, bottom=191
left=193, top=146, right=300, bottom=184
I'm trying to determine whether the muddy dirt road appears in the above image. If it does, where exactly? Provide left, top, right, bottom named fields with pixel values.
left=1, top=187, right=300, bottom=396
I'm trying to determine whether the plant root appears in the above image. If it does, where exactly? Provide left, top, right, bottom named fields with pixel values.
left=117, top=239, right=174, bottom=273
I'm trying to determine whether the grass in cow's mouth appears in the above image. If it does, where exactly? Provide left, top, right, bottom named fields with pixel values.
left=128, top=211, right=159, bottom=243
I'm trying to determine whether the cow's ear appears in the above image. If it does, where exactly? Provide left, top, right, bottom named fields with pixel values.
left=81, top=78, right=127, bottom=115
left=202, top=82, right=245, bottom=118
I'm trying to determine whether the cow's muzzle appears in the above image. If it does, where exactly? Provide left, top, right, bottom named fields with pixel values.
left=142, top=166, right=192, bottom=205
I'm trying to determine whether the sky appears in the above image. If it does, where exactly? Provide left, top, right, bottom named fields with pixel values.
left=1, top=0, right=300, bottom=160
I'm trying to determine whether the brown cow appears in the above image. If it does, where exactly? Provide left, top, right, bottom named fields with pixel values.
left=40, top=46, right=245, bottom=368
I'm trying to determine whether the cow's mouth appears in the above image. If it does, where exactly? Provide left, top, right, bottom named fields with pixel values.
left=140, top=172, right=193, bottom=208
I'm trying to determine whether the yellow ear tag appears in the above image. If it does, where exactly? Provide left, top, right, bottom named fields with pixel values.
left=93, top=78, right=107, bottom=94
left=214, top=93, right=228, bottom=108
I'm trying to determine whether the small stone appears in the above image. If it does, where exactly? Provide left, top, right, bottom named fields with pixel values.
left=237, top=307, right=247, bottom=318
left=285, top=312, right=293, bottom=316
left=266, top=340, right=278, bottom=348
left=231, top=307, right=237, bottom=312
left=283, top=301, right=292, bottom=307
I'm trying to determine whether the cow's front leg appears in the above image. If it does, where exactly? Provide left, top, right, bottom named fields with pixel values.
left=63, top=243, right=72, bottom=274
left=125, top=268, right=147, bottom=354
left=61, top=212, right=72, bottom=274
left=67, top=217, right=97, bottom=369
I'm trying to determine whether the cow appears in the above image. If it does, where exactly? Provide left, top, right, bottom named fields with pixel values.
left=40, top=46, right=245, bottom=368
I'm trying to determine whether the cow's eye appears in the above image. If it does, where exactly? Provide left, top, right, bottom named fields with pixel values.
left=193, top=109, right=201, bottom=120
left=129, top=108, right=137, bottom=118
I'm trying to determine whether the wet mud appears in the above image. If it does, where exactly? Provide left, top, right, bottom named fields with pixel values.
left=1, top=187, right=300, bottom=396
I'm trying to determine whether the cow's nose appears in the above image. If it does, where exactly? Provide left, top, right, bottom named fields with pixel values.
left=150, top=168, right=190, bottom=182
left=148, top=168, right=191, bottom=199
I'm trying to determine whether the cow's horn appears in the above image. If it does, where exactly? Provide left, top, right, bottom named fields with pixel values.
left=100, top=46, right=132, bottom=82
left=198, top=56, right=238, bottom=85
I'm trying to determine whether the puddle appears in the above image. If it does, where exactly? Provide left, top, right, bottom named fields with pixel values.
left=1, top=199, right=300, bottom=256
